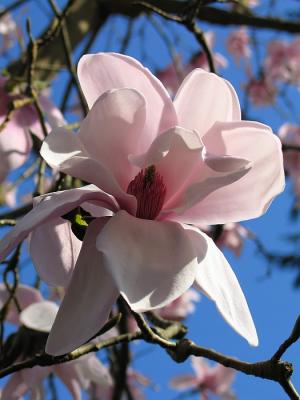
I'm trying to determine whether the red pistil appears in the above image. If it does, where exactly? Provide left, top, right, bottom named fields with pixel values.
left=127, top=165, right=166, bottom=220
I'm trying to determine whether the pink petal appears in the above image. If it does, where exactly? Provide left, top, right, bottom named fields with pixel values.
left=41, top=128, right=135, bottom=213
left=76, top=354, right=113, bottom=388
left=192, top=229, right=258, bottom=346
left=0, top=185, right=118, bottom=262
left=213, top=364, right=235, bottom=394
left=0, top=283, right=43, bottom=325
left=19, top=301, right=59, bottom=332
left=129, top=126, right=204, bottom=207
left=165, top=153, right=250, bottom=219
left=130, top=126, right=249, bottom=214
left=77, top=52, right=177, bottom=138
left=0, top=117, right=32, bottom=175
left=170, top=375, right=199, bottom=390
left=2, top=372, right=30, bottom=399
left=46, top=218, right=119, bottom=356
left=78, top=88, right=146, bottom=188
left=178, top=120, right=284, bottom=225
left=191, top=356, right=211, bottom=381
left=21, top=366, right=51, bottom=388
left=55, top=364, right=82, bottom=400
left=40, top=126, right=85, bottom=167
left=174, top=69, right=241, bottom=135
left=30, top=218, right=82, bottom=287
left=96, top=211, right=201, bottom=311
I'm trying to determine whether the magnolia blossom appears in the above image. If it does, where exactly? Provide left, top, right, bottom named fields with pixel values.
left=278, top=123, right=300, bottom=206
left=157, top=288, right=200, bottom=320
left=156, top=32, right=227, bottom=96
left=246, top=76, right=277, bottom=106
left=226, top=27, right=251, bottom=65
left=128, top=289, right=200, bottom=332
left=0, top=78, right=63, bottom=183
left=217, top=223, right=251, bottom=257
left=265, top=39, right=300, bottom=85
left=171, top=356, right=235, bottom=400
left=0, top=52, right=284, bottom=356
left=0, top=12, right=17, bottom=52
left=0, top=284, right=112, bottom=400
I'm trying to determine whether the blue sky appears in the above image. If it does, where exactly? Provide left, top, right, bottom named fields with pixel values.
left=1, top=0, right=300, bottom=399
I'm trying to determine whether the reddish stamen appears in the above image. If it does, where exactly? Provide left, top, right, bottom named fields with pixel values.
left=127, top=165, right=166, bottom=220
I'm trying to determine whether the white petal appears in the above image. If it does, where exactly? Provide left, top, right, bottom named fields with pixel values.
left=20, top=301, right=59, bottom=332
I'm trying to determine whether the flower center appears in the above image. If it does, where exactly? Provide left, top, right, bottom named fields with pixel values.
left=127, top=165, right=166, bottom=220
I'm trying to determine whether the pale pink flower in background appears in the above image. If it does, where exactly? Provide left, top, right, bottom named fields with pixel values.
left=128, top=289, right=200, bottom=332
left=0, top=52, right=284, bottom=356
left=286, top=38, right=300, bottom=86
left=0, top=78, right=63, bottom=183
left=157, top=289, right=200, bottom=320
left=264, top=38, right=300, bottom=85
left=0, top=12, right=18, bottom=52
left=264, top=40, right=291, bottom=81
left=278, top=123, right=300, bottom=206
left=246, top=76, right=277, bottom=106
left=0, top=284, right=112, bottom=400
left=170, top=356, right=235, bottom=400
left=217, top=223, right=251, bottom=257
left=156, top=32, right=227, bottom=96
left=226, top=27, right=251, bottom=65
left=91, top=368, right=150, bottom=400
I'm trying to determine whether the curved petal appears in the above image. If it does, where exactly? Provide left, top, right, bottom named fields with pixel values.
left=46, top=218, right=119, bottom=356
left=130, top=126, right=249, bottom=214
left=174, top=69, right=241, bottom=135
left=213, top=365, right=235, bottom=394
left=0, top=117, right=32, bottom=173
left=78, top=88, right=146, bottom=187
left=77, top=52, right=177, bottom=138
left=0, top=185, right=119, bottom=262
left=191, top=357, right=210, bottom=381
left=129, top=126, right=204, bottom=206
left=170, top=375, right=199, bottom=390
left=0, top=283, right=43, bottom=325
left=2, top=372, right=31, bottom=399
left=191, top=228, right=258, bottom=346
left=76, top=354, right=113, bottom=388
left=41, top=128, right=136, bottom=213
left=55, top=364, right=82, bottom=400
left=21, top=366, right=52, bottom=388
left=40, top=126, right=85, bottom=167
left=178, top=120, right=284, bottom=225
left=30, top=218, right=82, bottom=287
left=96, top=211, right=202, bottom=311
left=20, top=301, right=59, bottom=332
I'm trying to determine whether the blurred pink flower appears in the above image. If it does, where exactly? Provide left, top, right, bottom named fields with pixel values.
left=0, top=284, right=112, bottom=400
left=265, top=39, right=300, bottom=85
left=158, top=289, right=200, bottom=320
left=278, top=123, right=300, bottom=206
left=156, top=32, right=227, bottom=96
left=226, top=27, right=251, bottom=65
left=217, top=223, right=251, bottom=257
left=0, top=78, right=63, bottom=183
left=0, top=52, right=285, bottom=356
left=0, top=12, right=18, bottom=52
left=246, top=76, right=277, bottom=106
left=170, top=356, right=235, bottom=400
left=91, top=368, right=150, bottom=400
